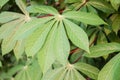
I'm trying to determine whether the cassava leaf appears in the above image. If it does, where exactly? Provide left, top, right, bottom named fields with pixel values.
left=37, top=22, right=58, bottom=74
left=15, top=0, right=29, bottom=16
left=84, top=42, right=120, bottom=57
left=98, top=53, right=120, bottom=80
left=54, top=21, right=70, bottom=66
left=63, top=19, right=89, bottom=53
left=74, top=62, right=99, bottom=79
left=88, top=0, right=115, bottom=13
left=0, top=12, right=24, bottom=24
left=25, top=20, right=55, bottom=57
left=0, top=18, right=24, bottom=39
left=27, top=5, right=59, bottom=15
left=14, top=17, right=54, bottom=40
left=1, top=20, right=25, bottom=55
left=63, top=11, right=106, bottom=25
left=14, top=40, right=25, bottom=60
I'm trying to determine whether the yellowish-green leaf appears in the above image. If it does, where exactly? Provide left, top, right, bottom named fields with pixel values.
left=0, top=0, right=9, bottom=8
left=63, top=19, right=89, bottom=53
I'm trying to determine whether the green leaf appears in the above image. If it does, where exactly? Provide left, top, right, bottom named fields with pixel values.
left=14, top=40, right=25, bottom=60
left=63, top=19, right=89, bottom=53
left=111, top=14, right=120, bottom=34
left=110, top=0, right=120, bottom=10
left=25, top=20, right=55, bottom=57
left=37, top=22, right=58, bottom=74
left=1, top=21, right=25, bottom=55
left=14, top=17, right=54, bottom=40
left=63, top=11, right=106, bottom=25
left=27, top=5, right=59, bottom=15
left=74, top=62, right=99, bottom=79
left=65, top=0, right=82, bottom=3
left=15, top=0, right=29, bottom=15
left=54, top=21, right=70, bottom=66
left=84, top=43, right=120, bottom=57
left=0, top=12, right=24, bottom=24
left=42, top=67, right=65, bottom=80
left=88, top=0, right=115, bottom=13
left=15, top=60, right=42, bottom=80
left=98, top=53, right=120, bottom=80
left=0, top=0, right=9, bottom=8
left=0, top=18, right=24, bottom=39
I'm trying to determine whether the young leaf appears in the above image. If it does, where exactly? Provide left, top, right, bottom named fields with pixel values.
left=0, top=0, right=9, bottom=8
left=54, top=21, right=70, bottom=66
left=63, top=19, right=89, bottom=53
left=63, top=11, right=106, bottom=25
left=98, top=53, right=120, bottom=80
left=0, top=12, right=24, bottom=24
left=25, top=20, right=55, bottom=57
left=14, top=17, right=54, bottom=40
left=88, top=0, right=115, bottom=13
left=84, top=42, right=120, bottom=57
left=74, top=62, right=99, bottom=79
left=27, top=5, right=59, bottom=15
left=37, top=22, right=58, bottom=74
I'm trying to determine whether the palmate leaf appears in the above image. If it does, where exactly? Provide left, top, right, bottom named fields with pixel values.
left=54, top=21, right=70, bottom=66
left=84, top=42, right=120, bottom=57
left=63, top=11, right=106, bottom=25
left=14, top=60, right=42, bottom=80
left=98, top=53, right=120, bottom=80
left=25, top=20, right=56, bottom=57
left=42, top=63, right=86, bottom=80
left=63, top=19, right=89, bottom=53
left=27, top=5, right=59, bottom=15
left=14, top=17, right=54, bottom=40
left=74, top=62, right=99, bottom=79
left=37, top=22, right=58, bottom=74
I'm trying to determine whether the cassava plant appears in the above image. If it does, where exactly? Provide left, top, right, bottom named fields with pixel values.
left=0, top=0, right=120, bottom=80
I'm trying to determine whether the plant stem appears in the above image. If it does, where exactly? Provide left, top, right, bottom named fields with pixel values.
left=76, top=0, right=88, bottom=11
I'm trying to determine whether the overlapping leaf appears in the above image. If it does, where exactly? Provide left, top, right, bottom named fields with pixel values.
left=84, top=43, right=120, bottom=57
left=98, top=53, right=120, bottom=80
left=37, top=22, right=58, bottom=74
left=0, top=0, right=9, bottom=8
left=25, top=20, right=55, bottom=57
